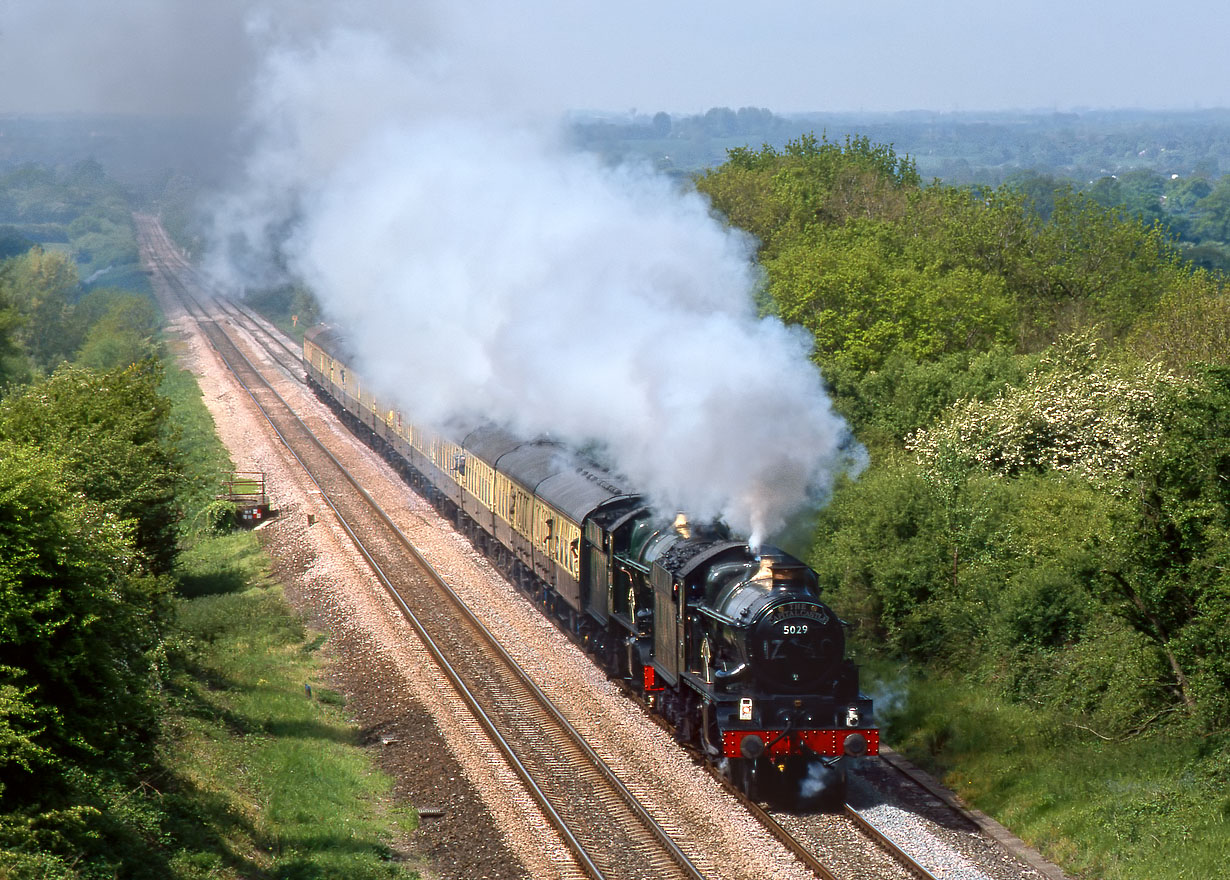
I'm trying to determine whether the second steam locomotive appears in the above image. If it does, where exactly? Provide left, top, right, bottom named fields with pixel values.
left=304, top=325, right=877, bottom=805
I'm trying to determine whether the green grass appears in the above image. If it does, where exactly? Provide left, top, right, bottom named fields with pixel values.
left=164, top=530, right=421, bottom=879
left=160, top=361, right=235, bottom=536
left=866, top=661, right=1229, bottom=879
left=0, top=350, right=420, bottom=879
left=158, top=349, right=419, bottom=878
left=161, top=351, right=419, bottom=878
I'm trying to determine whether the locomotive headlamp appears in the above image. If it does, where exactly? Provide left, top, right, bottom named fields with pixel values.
left=739, top=698, right=754, bottom=721
left=846, top=706, right=861, bottom=727
left=740, top=734, right=765, bottom=759
left=843, top=733, right=868, bottom=757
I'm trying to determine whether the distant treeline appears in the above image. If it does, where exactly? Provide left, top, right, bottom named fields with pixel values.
left=571, top=107, right=1230, bottom=274
left=569, top=106, right=1230, bottom=180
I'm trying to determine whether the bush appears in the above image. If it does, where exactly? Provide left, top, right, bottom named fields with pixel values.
left=907, top=334, right=1182, bottom=484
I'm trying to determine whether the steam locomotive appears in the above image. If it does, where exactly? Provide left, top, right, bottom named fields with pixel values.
left=304, top=325, right=877, bottom=806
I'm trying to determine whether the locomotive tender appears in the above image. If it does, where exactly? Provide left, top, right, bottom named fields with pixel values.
left=304, top=325, right=877, bottom=805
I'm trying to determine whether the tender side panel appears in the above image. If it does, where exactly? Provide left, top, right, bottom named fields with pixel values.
left=651, top=563, right=682, bottom=685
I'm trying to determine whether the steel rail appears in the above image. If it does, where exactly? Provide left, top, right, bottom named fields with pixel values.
left=843, top=804, right=940, bottom=880
left=145, top=218, right=943, bottom=880
left=144, top=236, right=706, bottom=880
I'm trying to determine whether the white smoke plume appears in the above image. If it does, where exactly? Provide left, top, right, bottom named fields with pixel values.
left=208, top=9, right=858, bottom=547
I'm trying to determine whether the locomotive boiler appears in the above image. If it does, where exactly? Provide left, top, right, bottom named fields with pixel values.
left=303, top=325, right=876, bottom=806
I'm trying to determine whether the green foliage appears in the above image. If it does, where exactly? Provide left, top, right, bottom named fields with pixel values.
left=768, top=218, right=1018, bottom=372
left=1002, top=169, right=1069, bottom=220
left=815, top=336, right=1227, bottom=733
left=1190, top=175, right=1230, bottom=243
left=0, top=245, right=78, bottom=370
left=0, top=361, right=183, bottom=573
left=0, top=339, right=416, bottom=878
left=1127, top=270, right=1230, bottom=371
left=698, top=133, right=919, bottom=254
left=0, top=676, right=50, bottom=780
left=0, top=536, right=418, bottom=879
left=907, top=335, right=1182, bottom=483
left=907, top=186, right=1183, bottom=342
left=0, top=160, right=159, bottom=378
left=157, top=365, right=234, bottom=538
left=872, top=666, right=1229, bottom=880
left=1096, top=366, right=1230, bottom=729
left=811, top=459, right=958, bottom=653
left=0, top=161, right=149, bottom=372
left=0, top=227, right=34, bottom=260
left=823, top=346, right=1033, bottom=449
left=73, top=289, right=161, bottom=370
left=1035, top=194, right=1180, bottom=332
left=0, top=278, right=24, bottom=386
left=703, top=134, right=1192, bottom=387
left=0, top=441, right=174, bottom=800
left=243, top=283, right=321, bottom=340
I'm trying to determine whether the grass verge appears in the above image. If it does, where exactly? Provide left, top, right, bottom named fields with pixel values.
left=865, top=659, right=1229, bottom=879
left=163, top=533, right=420, bottom=879
left=159, top=358, right=420, bottom=878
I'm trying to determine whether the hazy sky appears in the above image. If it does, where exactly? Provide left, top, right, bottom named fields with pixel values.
left=1, top=0, right=1227, bottom=118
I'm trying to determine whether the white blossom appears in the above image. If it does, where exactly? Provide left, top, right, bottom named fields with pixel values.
left=907, top=336, right=1182, bottom=488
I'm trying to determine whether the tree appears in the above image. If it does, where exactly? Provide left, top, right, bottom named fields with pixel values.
left=0, top=246, right=78, bottom=370
left=1192, top=176, right=1230, bottom=244
left=1165, top=175, right=1212, bottom=215
left=1116, top=168, right=1166, bottom=227
left=0, top=361, right=183, bottom=573
left=702, top=106, right=738, bottom=137
left=0, top=228, right=33, bottom=260
left=767, top=218, right=1017, bottom=373
left=0, top=278, right=24, bottom=385
left=698, top=133, right=920, bottom=255
left=1128, top=270, right=1230, bottom=371
left=73, top=291, right=161, bottom=370
left=1005, top=169, right=1067, bottom=220
left=1087, top=175, right=1122, bottom=213
left=1097, top=367, right=1230, bottom=728
left=0, top=441, right=172, bottom=800
left=906, top=336, right=1182, bottom=482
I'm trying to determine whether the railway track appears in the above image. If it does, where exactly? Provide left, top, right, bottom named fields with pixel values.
left=140, top=219, right=711, bottom=880
left=138, top=214, right=1045, bottom=880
